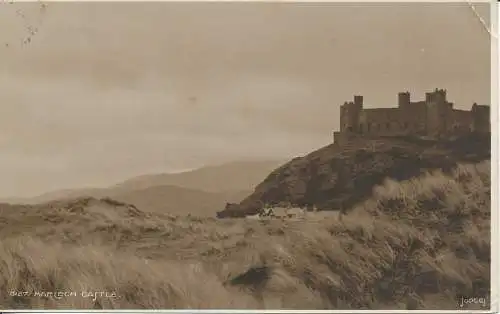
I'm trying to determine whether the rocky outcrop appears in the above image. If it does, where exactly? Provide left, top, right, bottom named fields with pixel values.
left=216, top=134, right=490, bottom=218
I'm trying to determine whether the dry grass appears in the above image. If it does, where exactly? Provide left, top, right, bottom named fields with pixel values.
left=0, top=161, right=491, bottom=310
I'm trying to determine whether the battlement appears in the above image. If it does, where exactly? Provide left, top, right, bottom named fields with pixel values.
left=425, top=88, right=447, bottom=104
left=334, top=88, right=489, bottom=144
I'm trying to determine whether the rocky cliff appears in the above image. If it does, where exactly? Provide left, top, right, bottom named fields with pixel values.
left=217, top=134, right=491, bottom=218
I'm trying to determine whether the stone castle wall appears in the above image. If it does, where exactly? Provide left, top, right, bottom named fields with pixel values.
left=334, top=89, right=490, bottom=143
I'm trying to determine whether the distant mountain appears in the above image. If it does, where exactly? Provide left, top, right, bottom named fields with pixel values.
left=2, top=160, right=285, bottom=215
left=110, top=185, right=250, bottom=216
left=111, top=160, right=286, bottom=193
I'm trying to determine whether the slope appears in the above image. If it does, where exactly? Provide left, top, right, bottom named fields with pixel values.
left=217, top=134, right=490, bottom=218
left=0, top=161, right=490, bottom=310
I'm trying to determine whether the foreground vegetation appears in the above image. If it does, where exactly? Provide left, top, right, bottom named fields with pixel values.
left=0, top=161, right=490, bottom=310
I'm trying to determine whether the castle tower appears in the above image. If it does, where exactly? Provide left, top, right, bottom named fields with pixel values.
left=354, top=95, right=363, bottom=108
left=340, top=95, right=363, bottom=133
left=471, top=103, right=491, bottom=133
left=425, top=88, right=451, bottom=136
left=398, top=91, right=410, bottom=107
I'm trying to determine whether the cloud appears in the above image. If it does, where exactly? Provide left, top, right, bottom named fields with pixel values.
left=0, top=2, right=491, bottom=197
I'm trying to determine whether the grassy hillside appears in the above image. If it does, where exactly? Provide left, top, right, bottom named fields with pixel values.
left=0, top=186, right=248, bottom=217
left=0, top=161, right=490, bottom=310
left=217, top=134, right=490, bottom=218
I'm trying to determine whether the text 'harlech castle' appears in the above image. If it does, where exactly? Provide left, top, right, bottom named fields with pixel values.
left=333, top=88, right=490, bottom=145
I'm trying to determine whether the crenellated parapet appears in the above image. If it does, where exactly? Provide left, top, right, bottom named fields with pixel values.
left=334, top=88, right=489, bottom=145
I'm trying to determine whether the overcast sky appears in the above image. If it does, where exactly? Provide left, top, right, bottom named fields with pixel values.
left=0, top=2, right=491, bottom=198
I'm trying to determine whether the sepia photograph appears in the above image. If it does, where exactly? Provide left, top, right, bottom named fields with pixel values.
left=0, top=1, right=495, bottom=310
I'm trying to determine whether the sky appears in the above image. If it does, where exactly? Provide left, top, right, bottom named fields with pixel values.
left=0, top=2, right=492, bottom=198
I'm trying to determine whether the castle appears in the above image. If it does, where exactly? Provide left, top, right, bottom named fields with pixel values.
left=333, top=88, right=490, bottom=145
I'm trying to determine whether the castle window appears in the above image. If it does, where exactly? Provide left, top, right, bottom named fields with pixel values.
left=386, top=122, right=391, bottom=130
left=359, top=124, right=364, bottom=133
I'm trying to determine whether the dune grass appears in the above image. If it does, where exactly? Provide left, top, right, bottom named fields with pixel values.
left=0, top=161, right=491, bottom=310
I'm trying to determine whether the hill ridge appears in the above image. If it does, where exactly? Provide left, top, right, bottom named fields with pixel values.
left=217, top=134, right=490, bottom=218
left=1, top=160, right=285, bottom=216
